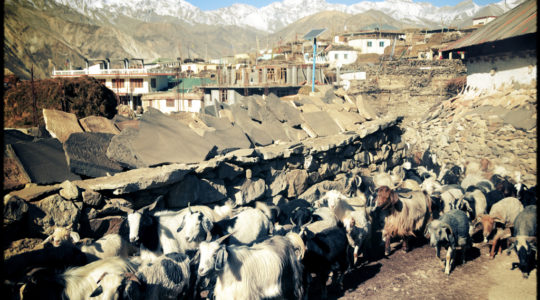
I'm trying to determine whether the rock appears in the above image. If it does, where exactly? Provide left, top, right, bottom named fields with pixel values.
left=230, top=104, right=274, bottom=146
left=59, top=180, right=79, bottom=200
left=352, top=94, right=377, bottom=120
left=167, top=175, right=228, bottom=208
left=301, top=111, right=342, bottom=137
left=200, top=115, right=252, bottom=154
left=107, top=127, right=144, bottom=169
left=10, top=138, right=81, bottom=185
left=28, top=194, right=81, bottom=236
left=265, top=94, right=303, bottom=127
left=327, top=110, right=365, bottom=131
left=82, top=190, right=103, bottom=207
left=267, top=171, right=288, bottom=197
left=9, top=183, right=62, bottom=202
left=4, top=194, right=29, bottom=226
left=286, top=169, right=309, bottom=198
left=503, top=108, right=536, bottom=131
left=74, top=163, right=194, bottom=195
left=4, top=145, right=31, bottom=191
left=64, top=132, right=124, bottom=178
left=115, top=120, right=140, bottom=131
left=42, top=109, right=84, bottom=143
left=132, top=108, right=218, bottom=166
left=217, top=162, right=244, bottom=181
left=234, top=177, right=266, bottom=205
left=79, top=116, right=120, bottom=134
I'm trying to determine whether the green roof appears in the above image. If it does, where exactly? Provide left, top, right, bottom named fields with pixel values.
left=168, top=77, right=216, bottom=93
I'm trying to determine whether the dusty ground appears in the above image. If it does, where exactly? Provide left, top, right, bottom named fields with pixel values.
left=309, top=240, right=537, bottom=300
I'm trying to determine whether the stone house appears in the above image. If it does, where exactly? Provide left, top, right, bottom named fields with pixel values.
left=442, top=0, right=536, bottom=94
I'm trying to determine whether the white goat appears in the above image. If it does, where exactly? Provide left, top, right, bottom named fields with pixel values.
left=134, top=252, right=191, bottom=299
left=198, top=234, right=303, bottom=300
left=215, top=207, right=273, bottom=245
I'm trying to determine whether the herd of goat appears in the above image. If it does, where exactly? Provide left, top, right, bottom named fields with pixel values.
left=4, top=150, right=537, bottom=299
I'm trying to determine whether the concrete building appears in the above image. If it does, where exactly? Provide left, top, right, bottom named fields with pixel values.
left=442, top=0, right=536, bottom=94
left=141, top=92, right=203, bottom=114
left=201, top=63, right=326, bottom=105
left=327, top=45, right=358, bottom=67
left=52, top=58, right=174, bottom=109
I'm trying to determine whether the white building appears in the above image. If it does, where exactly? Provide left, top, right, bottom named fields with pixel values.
left=335, top=31, right=404, bottom=55
left=52, top=60, right=174, bottom=109
left=327, top=45, right=358, bottom=67
left=141, top=92, right=203, bottom=114
left=472, top=16, right=497, bottom=26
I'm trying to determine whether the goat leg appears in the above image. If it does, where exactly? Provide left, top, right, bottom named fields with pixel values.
left=445, top=247, right=453, bottom=275
left=384, top=237, right=391, bottom=256
left=490, top=236, right=500, bottom=259
left=402, top=237, right=409, bottom=253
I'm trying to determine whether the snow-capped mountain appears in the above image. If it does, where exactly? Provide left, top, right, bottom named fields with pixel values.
left=51, top=0, right=525, bottom=32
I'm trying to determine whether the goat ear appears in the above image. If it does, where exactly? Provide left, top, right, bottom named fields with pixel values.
left=203, top=219, right=213, bottom=241
left=90, top=285, right=103, bottom=298
left=390, top=189, right=399, bottom=205
left=176, top=215, right=187, bottom=232
left=147, top=196, right=164, bottom=213
left=70, top=231, right=81, bottom=243
left=214, top=246, right=228, bottom=271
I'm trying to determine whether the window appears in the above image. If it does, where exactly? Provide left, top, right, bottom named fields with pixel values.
left=166, top=99, right=174, bottom=107
left=130, top=78, right=143, bottom=88
left=151, top=78, right=157, bottom=89
left=220, top=89, right=228, bottom=103
left=188, top=99, right=192, bottom=108
left=379, top=41, right=385, bottom=47
left=367, top=41, right=372, bottom=47
left=344, top=53, right=348, bottom=59
left=112, top=79, right=124, bottom=88
left=335, top=54, right=339, bottom=60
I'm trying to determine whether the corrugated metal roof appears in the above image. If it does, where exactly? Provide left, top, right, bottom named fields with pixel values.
left=443, top=0, right=536, bottom=52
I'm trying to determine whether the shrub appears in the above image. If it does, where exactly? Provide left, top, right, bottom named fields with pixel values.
left=445, top=76, right=466, bottom=96
left=4, top=76, right=117, bottom=128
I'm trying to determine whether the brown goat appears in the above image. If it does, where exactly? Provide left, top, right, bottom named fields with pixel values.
left=376, top=186, right=432, bottom=256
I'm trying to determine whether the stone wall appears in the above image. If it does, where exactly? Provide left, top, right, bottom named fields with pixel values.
left=5, top=116, right=405, bottom=246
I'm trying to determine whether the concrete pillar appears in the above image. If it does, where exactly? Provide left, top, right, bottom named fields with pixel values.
left=292, top=66, right=298, bottom=85
left=241, top=69, right=245, bottom=85
left=449, top=52, right=453, bottom=60
left=230, top=68, right=235, bottom=85
left=286, top=67, right=292, bottom=84
left=263, top=68, right=267, bottom=84
left=307, top=67, right=312, bottom=84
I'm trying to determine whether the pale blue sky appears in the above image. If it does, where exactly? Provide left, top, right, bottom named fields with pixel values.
left=187, top=0, right=502, bottom=11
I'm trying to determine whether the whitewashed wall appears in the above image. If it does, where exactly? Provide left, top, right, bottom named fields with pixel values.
left=465, top=51, right=536, bottom=93
left=348, top=38, right=391, bottom=54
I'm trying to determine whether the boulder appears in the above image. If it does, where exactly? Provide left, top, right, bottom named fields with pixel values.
left=200, top=115, right=252, bottom=154
left=130, top=108, right=217, bottom=166
left=79, top=116, right=120, bottom=134
left=265, top=94, right=302, bottom=127
left=167, top=175, right=228, bottom=208
left=74, top=163, right=193, bottom=195
left=59, top=180, right=79, bottom=200
left=267, top=171, right=288, bottom=197
left=9, top=183, right=62, bottom=202
left=286, top=169, right=309, bottom=198
left=217, top=162, right=244, bottom=181
left=230, top=104, right=274, bottom=146
left=82, top=190, right=103, bottom=207
left=10, top=138, right=81, bottom=185
left=28, top=194, right=81, bottom=236
left=300, top=111, right=341, bottom=137
left=64, top=132, right=123, bottom=178
left=234, top=177, right=266, bottom=205
left=107, top=127, right=144, bottom=169
left=4, top=194, right=29, bottom=226
left=42, top=109, right=84, bottom=143
left=503, top=108, right=536, bottom=131
left=4, top=145, right=31, bottom=191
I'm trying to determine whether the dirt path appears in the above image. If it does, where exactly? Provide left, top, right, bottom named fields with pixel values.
left=311, top=241, right=536, bottom=300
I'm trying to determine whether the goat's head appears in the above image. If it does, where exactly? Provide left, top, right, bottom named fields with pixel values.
left=177, top=211, right=213, bottom=243
left=375, top=186, right=398, bottom=210
left=476, top=215, right=503, bottom=242
left=425, top=220, right=452, bottom=248
left=507, top=236, right=537, bottom=278
left=42, top=225, right=80, bottom=247
left=127, top=211, right=145, bottom=245
left=90, top=271, right=144, bottom=300
left=343, top=217, right=356, bottom=233
left=197, top=233, right=232, bottom=276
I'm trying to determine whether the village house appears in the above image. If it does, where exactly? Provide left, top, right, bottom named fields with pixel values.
left=326, top=45, right=358, bottom=68
left=472, top=16, right=497, bottom=26
left=52, top=58, right=174, bottom=109
left=442, top=0, right=536, bottom=94
left=335, top=30, right=404, bottom=55
left=141, top=91, right=203, bottom=114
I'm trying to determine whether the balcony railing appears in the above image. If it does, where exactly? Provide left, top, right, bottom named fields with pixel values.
left=52, top=68, right=175, bottom=76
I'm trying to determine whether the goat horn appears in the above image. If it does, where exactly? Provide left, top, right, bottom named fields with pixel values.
left=123, top=273, right=141, bottom=285
left=216, top=232, right=234, bottom=244
left=188, top=202, right=193, bottom=213
left=290, top=217, right=296, bottom=227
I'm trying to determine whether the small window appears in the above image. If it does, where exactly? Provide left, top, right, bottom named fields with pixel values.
left=335, top=54, right=339, bottom=59
left=379, top=41, right=385, bottom=47
left=220, top=90, right=228, bottom=103
left=151, top=78, right=157, bottom=88
left=367, top=41, right=372, bottom=47
left=166, top=99, right=174, bottom=107
left=130, top=78, right=143, bottom=88
left=188, top=99, right=192, bottom=108
left=344, top=53, right=348, bottom=59
left=112, top=79, right=124, bottom=88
